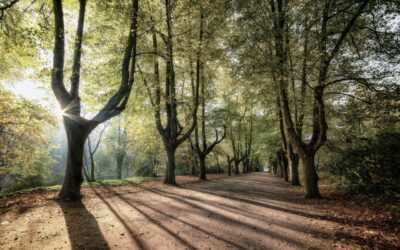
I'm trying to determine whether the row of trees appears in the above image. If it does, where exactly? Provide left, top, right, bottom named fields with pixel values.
left=231, top=0, right=399, bottom=198
left=0, top=0, right=398, bottom=200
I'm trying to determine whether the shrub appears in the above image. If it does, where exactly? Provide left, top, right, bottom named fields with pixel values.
left=330, top=131, right=400, bottom=194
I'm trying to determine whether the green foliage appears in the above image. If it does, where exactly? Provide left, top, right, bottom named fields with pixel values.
left=330, top=131, right=400, bottom=194
left=85, top=177, right=155, bottom=187
left=206, top=165, right=225, bottom=174
left=0, top=0, right=399, bottom=196
left=0, top=86, right=56, bottom=185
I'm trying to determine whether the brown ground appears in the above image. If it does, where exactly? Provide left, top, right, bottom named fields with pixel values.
left=0, top=173, right=399, bottom=250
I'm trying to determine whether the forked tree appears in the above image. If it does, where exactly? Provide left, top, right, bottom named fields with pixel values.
left=190, top=72, right=226, bottom=180
left=51, top=0, right=139, bottom=200
left=140, top=0, right=199, bottom=185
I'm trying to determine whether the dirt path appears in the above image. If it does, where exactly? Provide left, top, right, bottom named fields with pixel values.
left=0, top=173, right=397, bottom=249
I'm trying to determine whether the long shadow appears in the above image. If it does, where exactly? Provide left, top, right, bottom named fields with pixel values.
left=98, top=185, right=247, bottom=249
left=100, top=187, right=247, bottom=249
left=146, top=188, right=310, bottom=248
left=157, top=188, right=335, bottom=240
left=94, top=186, right=197, bottom=250
left=185, top=184, right=393, bottom=229
left=181, top=175, right=400, bottom=248
left=184, top=186, right=333, bottom=221
left=57, top=200, right=109, bottom=250
left=184, top=178, right=302, bottom=204
left=92, top=189, right=150, bottom=250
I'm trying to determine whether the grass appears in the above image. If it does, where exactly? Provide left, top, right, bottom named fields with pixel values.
left=0, top=176, right=155, bottom=198
left=84, top=176, right=154, bottom=187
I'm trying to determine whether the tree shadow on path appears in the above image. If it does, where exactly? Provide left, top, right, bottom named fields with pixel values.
left=57, top=200, right=109, bottom=250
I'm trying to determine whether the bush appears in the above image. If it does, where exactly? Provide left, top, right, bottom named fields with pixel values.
left=330, top=131, right=400, bottom=194
left=206, top=165, right=225, bottom=174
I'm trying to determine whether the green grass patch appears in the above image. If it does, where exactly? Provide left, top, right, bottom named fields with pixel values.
left=0, top=177, right=155, bottom=197
left=0, top=185, right=62, bottom=198
left=84, top=176, right=154, bottom=187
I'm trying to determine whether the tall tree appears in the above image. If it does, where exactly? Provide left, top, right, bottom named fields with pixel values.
left=189, top=3, right=226, bottom=180
left=140, top=0, right=199, bottom=185
left=271, top=0, right=369, bottom=198
left=51, top=0, right=140, bottom=200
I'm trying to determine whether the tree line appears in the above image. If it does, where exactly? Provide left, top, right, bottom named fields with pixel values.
left=0, top=0, right=398, bottom=200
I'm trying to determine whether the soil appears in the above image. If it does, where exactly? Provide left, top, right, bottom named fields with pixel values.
left=0, top=173, right=399, bottom=250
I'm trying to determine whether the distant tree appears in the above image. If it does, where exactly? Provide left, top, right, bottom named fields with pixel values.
left=0, top=87, right=56, bottom=186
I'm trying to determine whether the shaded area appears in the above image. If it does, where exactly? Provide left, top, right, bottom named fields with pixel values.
left=57, top=200, right=109, bottom=250
left=2, top=173, right=398, bottom=249
left=96, top=185, right=247, bottom=250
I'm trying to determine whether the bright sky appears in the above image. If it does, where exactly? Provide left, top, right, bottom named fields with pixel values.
left=8, top=80, right=48, bottom=100
left=6, top=79, right=64, bottom=117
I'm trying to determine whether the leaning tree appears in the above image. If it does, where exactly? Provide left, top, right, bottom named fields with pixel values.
left=51, top=0, right=139, bottom=200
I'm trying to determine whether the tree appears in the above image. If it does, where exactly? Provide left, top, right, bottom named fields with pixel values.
left=84, top=123, right=108, bottom=182
left=51, top=0, right=139, bottom=200
left=0, top=0, right=19, bottom=19
left=231, top=0, right=371, bottom=198
left=189, top=4, right=226, bottom=180
left=139, top=0, right=199, bottom=185
left=0, top=86, right=56, bottom=187
left=271, top=0, right=369, bottom=198
left=228, top=107, right=244, bottom=175
left=112, top=120, right=131, bottom=180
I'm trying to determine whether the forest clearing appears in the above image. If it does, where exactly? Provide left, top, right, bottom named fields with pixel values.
left=0, top=0, right=399, bottom=249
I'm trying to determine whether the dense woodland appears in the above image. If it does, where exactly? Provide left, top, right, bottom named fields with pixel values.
left=0, top=0, right=399, bottom=201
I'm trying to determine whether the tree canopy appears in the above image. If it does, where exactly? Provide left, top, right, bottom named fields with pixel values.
left=0, top=0, right=399, bottom=199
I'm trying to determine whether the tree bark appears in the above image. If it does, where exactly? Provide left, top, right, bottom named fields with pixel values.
left=59, top=120, right=88, bottom=201
left=90, top=153, right=95, bottom=182
left=302, top=154, right=320, bottom=198
left=282, top=153, right=288, bottom=182
left=234, top=160, right=240, bottom=175
left=199, top=156, right=206, bottom=180
left=227, top=156, right=232, bottom=176
left=87, top=138, right=95, bottom=182
left=164, top=147, right=177, bottom=185
left=288, top=150, right=300, bottom=186
left=116, top=154, right=124, bottom=180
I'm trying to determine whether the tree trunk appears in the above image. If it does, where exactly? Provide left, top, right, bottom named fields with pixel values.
left=199, top=156, right=206, bottom=180
left=89, top=152, right=95, bottom=182
left=215, top=154, right=219, bottom=174
left=288, top=152, right=300, bottom=186
left=282, top=153, right=289, bottom=182
left=234, top=160, right=240, bottom=175
left=191, top=156, right=197, bottom=176
left=164, top=147, right=177, bottom=185
left=116, top=156, right=123, bottom=180
left=277, top=163, right=282, bottom=177
left=301, top=154, right=321, bottom=198
left=227, top=156, right=232, bottom=176
left=59, top=122, right=88, bottom=201
left=87, top=137, right=96, bottom=182
left=276, top=151, right=283, bottom=178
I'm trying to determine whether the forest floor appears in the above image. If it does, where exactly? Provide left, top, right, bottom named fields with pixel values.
left=0, top=172, right=399, bottom=250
